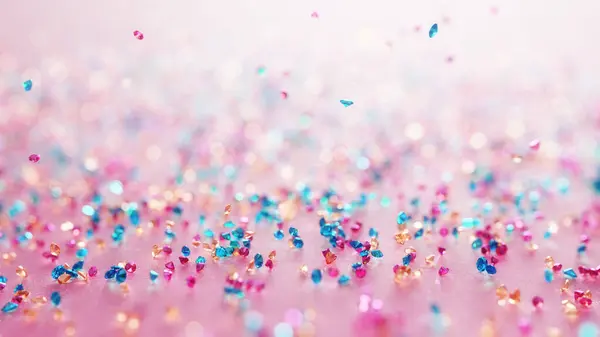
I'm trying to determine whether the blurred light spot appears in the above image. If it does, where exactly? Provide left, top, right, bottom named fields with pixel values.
left=469, top=132, right=487, bottom=149
left=146, top=145, right=162, bottom=161
left=506, top=119, right=525, bottom=139
left=405, top=123, right=424, bottom=140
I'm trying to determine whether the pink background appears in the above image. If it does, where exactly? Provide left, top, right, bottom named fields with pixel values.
left=0, top=0, right=600, bottom=336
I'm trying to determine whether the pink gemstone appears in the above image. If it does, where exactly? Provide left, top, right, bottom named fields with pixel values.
left=528, top=139, right=540, bottom=151
left=438, top=266, right=449, bottom=277
left=125, top=262, right=137, bottom=273
left=327, top=267, right=340, bottom=277
left=552, top=263, right=562, bottom=272
left=437, top=247, right=446, bottom=255
left=133, top=30, right=144, bottom=40
left=186, top=276, right=196, bottom=288
left=362, top=256, right=371, bottom=265
left=195, top=263, right=205, bottom=273
left=351, top=222, right=362, bottom=233
left=522, top=231, right=532, bottom=242
left=88, top=266, right=98, bottom=277
left=496, top=244, right=508, bottom=256
left=336, top=239, right=345, bottom=249
left=439, top=227, right=449, bottom=237
left=162, top=246, right=172, bottom=255
left=280, top=91, right=288, bottom=99
left=518, top=318, right=532, bottom=335
left=165, top=261, right=175, bottom=270
left=163, top=269, right=173, bottom=281
left=490, top=256, right=499, bottom=264
left=28, top=154, right=40, bottom=163
left=574, top=290, right=584, bottom=301
left=239, top=247, right=249, bottom=257
left=355, top=268, right=367, bottom=279
left=393, top=265, right=400, bottom=274
left=265, top=259, right=274, bottom=270
left=580, top=234, right=590, bottom=244
left=311, top=11, right=319, bottom=18
left=532, top=296, right=544, bottom=308
left=254, top=282, right=266, bottom=293
left=178, top=256, right=189, bottom=265
left=193, top=234, right=201, bottom=241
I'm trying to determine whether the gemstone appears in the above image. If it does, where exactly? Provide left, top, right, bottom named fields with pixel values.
left=52, top=266, right=66, bottom=280
left=563, top=268, right=577, bottom=279
left=88, top=266, right=98, bottom=277
left=163, top=269, right=173, bottom=281
left=133, top=30, right=144, bottom=40
left=165, top=261, right=175, bottom=270
left=125, top=262, right=137, bottom=273
left=16, top=266, right=27, bottom=278
left=149, top=270, right=159, bottom=282
left=181, top=246, right=191, bottom=257
left=532, top=296, right=544, bottom=308
left=186, top=276, right=196, bottom=288
left=476, top=257, right=488, bottom=272
left=1, top=302, right=18, bottom=313
left=428, top=23, right=438, bottom=38
left=50, top=292, right=61, bottom=306
left=254, top=254, right=264, bottom=268
left=311, top=269, right=322, bottom=284
left=23, top=80, right=33, bottom=92
left=340, top=99, right=354, bottom=107
left=438, top=266, right=450, bottom=276
left=355, top=268, right=367, bottom=279
left=178, top=256, right=189, bottom=265
left=115, top=269, right=127, bottom=283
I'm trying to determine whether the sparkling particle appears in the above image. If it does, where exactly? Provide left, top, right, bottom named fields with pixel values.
left=429, top=23, right=439, bottom=38
left=476, top=257, right=488, bottom=272
left=274, top=230, right=285, bottom=240
left=311, top=269, right=323, bottom=284
left=564, top=268, right=577, bottom=279
left=50, top=291, right=61, bottom=306
left=529, top=139, right=541, bottom=151
left=116, top=268, right=127, bottom=283
left=254, top=254, right=264, bottom=268
left=181, top=246, right=191, bottom=257
left=532, top=296, right=544, bottom=309
left=133, top=30, right=144, bottom=40
left=149, top=270, right=159, bottom=282
left=1, top=302, right=18, bottom=313
left=397, top=211, right=409, bottom=225
left=28, top=154, right=40, bottom=163
left=16, top=265, right=27, bottom=278
left=52, top=265, right=66, bottom=280
left=438, top=266, right=450, bottom=277
left=274, top=322, right=294, bottom=337
left=88, top=266, right=98, bottom=277
left=23, top=80, right=33, bottom=91
left=340, top=99, right=354, bottom=107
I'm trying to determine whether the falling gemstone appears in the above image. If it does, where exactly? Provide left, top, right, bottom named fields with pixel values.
left=340, top=100, right=354, bottom=107
left=50, top=291, right=61, bottom=306
left=23, top=80, right=33, bottom=92
left=115, top=268, right=127, bottom=283
left=149, top=270, right=159, bottom=282
left=438, top=266, right=450, bottom=276
left=563, top=268, right=577, bottom=279
left=28, top=154, right=40, bottom=163
left=311, top=11, right=319, bottom=18
left=1, top=302, right=18, bottom=314
left=311, top=269, right=323, bottom=284
left=133, top=30, right=144, bottom=40
left=429, top=23, right=438, bottom=38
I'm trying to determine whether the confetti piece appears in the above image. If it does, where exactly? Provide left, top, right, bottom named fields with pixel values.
left=133, top=30, right=144, bottom=40
left=28, top=154, right=40, bottom=163
left=429, top=23, right=438, bottom=38
left=340, top=100, right=354, bottom=107
left=23, top=80, right=33, bottom=91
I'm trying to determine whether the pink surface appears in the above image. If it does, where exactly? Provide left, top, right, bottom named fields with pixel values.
left=0, top=0, right=600, bottom=336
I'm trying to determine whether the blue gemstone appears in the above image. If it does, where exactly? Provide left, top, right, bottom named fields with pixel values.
left=181, top=246, right=191, bottom=257
left=292, top=237, right=304, bottom=249
left=115, top=268, right=127, bottom=283
left=397, top=212, right=409, bottom=225
left=1, top=302, right=18, bottom=313
left=104, top=269, right=117, bottom=279
left=273, top=230, right=284, bottom=240
left=544, top=269, right=553, bottom=283
left=368, top=228, right=378, bottom=238
left=311, top=269, right=322, bottom=284
left=195, top=256, right=206, bottom=264
left=14, top=284, right=24, bottom=292
left=76, top=248, right=88, bottom=259
left=338, top=275, right=350, bottom=286
left=371, top=250, right=384, bottom=258
left=288, top=227, right=299, bottom=237
left=23, top=80, right=33, bottom=92
left=52, top=265, right=66, bottom=280
left=232, top=227, right=244, bottom=239
left=215, top=246, right=228, bottom=257
left=223, top=221, right=235, bottom=228
left=476, top=257, right=488, bottom=272
left=471, top=238, right=483, bottom=249
left=254, top=254, right=264, bottom=268
left=429, top=23, right=438, bottom=38
left=415, top=228, right=424, bottom=239
left=0, top=275, right=6, bottom=285
left=50, top=291, right=61, bottom=306
left=563, top=268, right=577, bottom=279
left=485, top=265, right=497, bottom=275
left=72, top=261, right=84, bottom=271
left=149, top=270, right=159, bottom=282
left=402, top=255, right=412, bottom=266
left=340, top=99, right=354, bottom=107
